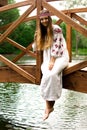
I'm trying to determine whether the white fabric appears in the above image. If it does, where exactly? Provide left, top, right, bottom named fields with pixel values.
left=40, top=25, right=69, bottom=101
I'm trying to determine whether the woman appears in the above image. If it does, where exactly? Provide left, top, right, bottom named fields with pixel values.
left=33, top=9, right=69, bottom=120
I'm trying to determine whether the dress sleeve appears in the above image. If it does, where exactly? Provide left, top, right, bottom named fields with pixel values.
left=51, top=26, right=67, bottom=58
left=32, top=42, right=37, bottom=52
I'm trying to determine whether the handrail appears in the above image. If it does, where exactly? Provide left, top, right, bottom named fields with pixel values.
left=0, top=0, right=86, bottom=85
left=0, top=4, right=36, bottom=43
left=42, top=0, right=87, bottom=37
left=0, top=1, right=33, bottom=12
left=64, top=61, right=87, bottom=75
left=0, top=55, right=36, bottom=83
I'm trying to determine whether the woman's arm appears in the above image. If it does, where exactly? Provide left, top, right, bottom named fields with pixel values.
left=48, top=56, right=56, bottom=70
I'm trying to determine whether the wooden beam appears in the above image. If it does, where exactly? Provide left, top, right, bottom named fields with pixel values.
left=46, top=0, right=63, bottom=1
left=64, top=61, right=87, bottom=75
left=0, top=65, right=87, bottom=94
left=66, top=13, right=72, bottom=61
left=35, top=0, right=43, bottom=84
left=55, top=19, right=63, bottom=25
left=0, top=4, right=36, bottom=43
left=0, top=65, right=36, bottom=83
left=0, top=1, right=33, bottom=12
left=0, top=55, right=36, bottom=83
left=0, top=7, right=87, bottom=31
left=72, top=13, right=87, bottom=26
left=63, top=7, right=87, bottom=14
left=42, top=0, right=87, bottom=37
left=0, top=16, right=36, bottom=31
left=12, top=43, right=36, bottom=63
left=63, top=70, right=87, bottom=93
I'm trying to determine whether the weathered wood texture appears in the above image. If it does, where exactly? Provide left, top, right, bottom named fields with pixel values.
left=0, top=0, right=7, bottom=6
left=0, top=0, right=87, bottom=93
left=0, top=65, right=87, bottom=93
left=63, top=70, right=87, bottom=93
left=0, top=65, right=36, bottom=83
left=64, top=61, right=87, bottom=75
left=0, top=55, right=36, bottom=83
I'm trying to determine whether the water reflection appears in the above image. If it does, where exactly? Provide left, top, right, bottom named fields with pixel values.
left=0, top=83, right=87, bottom=130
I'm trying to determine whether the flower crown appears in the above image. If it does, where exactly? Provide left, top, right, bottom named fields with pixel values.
left=39, top=10, right=50, bottom=17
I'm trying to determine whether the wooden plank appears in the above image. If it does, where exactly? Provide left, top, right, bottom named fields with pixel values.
left=0, top=55, right=36, bottom=83
left=66, top=24, right=72, bottom=61
left=63, top=7, right=87, bottom=14
left=63, top=70, right=87, bottom=93
left=0, top=1, right=33, bottom=12
left=0, top=16, right=36, bottom=31
left=12, top=43, right=36, bottom=63
left=42, top=1, right=87, bottom=37
left=66, top=13, right=72, bottom=61
left=72, top=13, right=87, bottom=26
left=46, top=0, right=63, bottom=1
left=64, top=61, right=87, bottom=75
left=0, top=4, right=36, bottom=43
left=0, top=65, right=87, bottom=94
left=0, top=8, right=86, bottom=31
left=0, top=34, right=26, bottom=50
left=35, top=0, right=43, bottom=84
left=0, top=65, right=36, bottom=83
left=0, top=34, right=36, bottom=59
left=6, top=37, right=36, bottom=58
left=55, top=19, right=63, bottom=25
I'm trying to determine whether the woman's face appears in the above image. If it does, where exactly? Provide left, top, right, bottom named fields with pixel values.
left=40, top=16, right=49, bottom=27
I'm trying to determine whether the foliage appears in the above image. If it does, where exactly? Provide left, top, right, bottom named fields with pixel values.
left=9, top=21, right=36, bottom=47
left=59, top=0, right=87, bottom=55
left=0, top=0, right=19, bottom=27
left=0, top=0, right=36, bottom=54
left=54, top=20, right=87, bottom=56
left=0, top=0, right=86, bottom=55
left=60, top=22, right=66, bottom=38
left=65, top=0, right=87, bottom=9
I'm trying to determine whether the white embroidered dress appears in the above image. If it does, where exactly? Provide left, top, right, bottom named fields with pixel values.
left=40, top=25, right=69, bottom=101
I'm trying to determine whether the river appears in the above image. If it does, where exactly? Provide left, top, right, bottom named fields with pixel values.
left=0, top=55, right=87, bottom=130
left=0, top=83, right=87, bottom=130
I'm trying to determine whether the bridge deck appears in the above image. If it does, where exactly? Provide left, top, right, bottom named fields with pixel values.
left=0, top=62, right=87, bottom=93
left=0, top=0, right=87, bottom=94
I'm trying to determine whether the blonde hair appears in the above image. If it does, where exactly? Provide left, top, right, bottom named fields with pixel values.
left=36, top=10, right=53, bottom=50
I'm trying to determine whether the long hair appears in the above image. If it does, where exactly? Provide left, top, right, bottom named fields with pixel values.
left=36, top=15, right=53, bottom=50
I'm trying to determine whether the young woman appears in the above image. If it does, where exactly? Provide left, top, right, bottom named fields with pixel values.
left=33, top=9, right=69, bottom=120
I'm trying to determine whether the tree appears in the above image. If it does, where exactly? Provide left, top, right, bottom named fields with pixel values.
left=0, top=0, right=19, bottom=27
left=65, top=0, right=87, bottom=9
left=0, top=0, right=36, bottom=54
left=65, top=0, right=87, bottom=56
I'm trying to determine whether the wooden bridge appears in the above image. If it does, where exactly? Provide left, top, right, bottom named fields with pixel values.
left=0, top=0, right=87, bottom=93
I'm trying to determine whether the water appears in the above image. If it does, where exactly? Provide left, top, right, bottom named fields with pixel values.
left=0, top=83, right=87, bottom=130
left=0, top=55, right=87, bottom=130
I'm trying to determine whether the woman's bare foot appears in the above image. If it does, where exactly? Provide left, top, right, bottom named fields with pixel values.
left=43, top=107, right=54, bottom=120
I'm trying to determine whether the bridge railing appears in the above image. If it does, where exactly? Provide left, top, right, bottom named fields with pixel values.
left=0, top=0, right=87, bottom=84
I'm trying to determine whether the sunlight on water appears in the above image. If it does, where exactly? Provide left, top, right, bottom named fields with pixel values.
left=0, top=83, right=87, bottom=130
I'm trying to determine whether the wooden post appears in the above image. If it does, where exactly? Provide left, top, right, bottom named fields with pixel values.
left=35, top=0, right=43, bottom=84
left=66, top=13, right=72, bottom=62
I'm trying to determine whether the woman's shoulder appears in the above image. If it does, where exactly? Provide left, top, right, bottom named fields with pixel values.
left=52, top=24, right=62, bottom=33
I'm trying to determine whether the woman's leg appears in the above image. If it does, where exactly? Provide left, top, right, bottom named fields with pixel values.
left=43, top=100, right=55, bottom=120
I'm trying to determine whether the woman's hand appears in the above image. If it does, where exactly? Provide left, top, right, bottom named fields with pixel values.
left=48, top=62, right=54, bottom=70
left=48, top=56, right=56, bottom=70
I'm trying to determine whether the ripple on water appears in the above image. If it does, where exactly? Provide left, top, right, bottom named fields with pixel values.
left=0, top=83, right=87, bottom=130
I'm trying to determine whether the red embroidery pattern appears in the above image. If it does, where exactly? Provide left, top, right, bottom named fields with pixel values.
left=54, top=28, right=62, bottom=34
left=51, top=26, right=64, bottom=57
left=54, top=38, right=57, bottom=42
left=55, top=44, right=58, bottom=48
